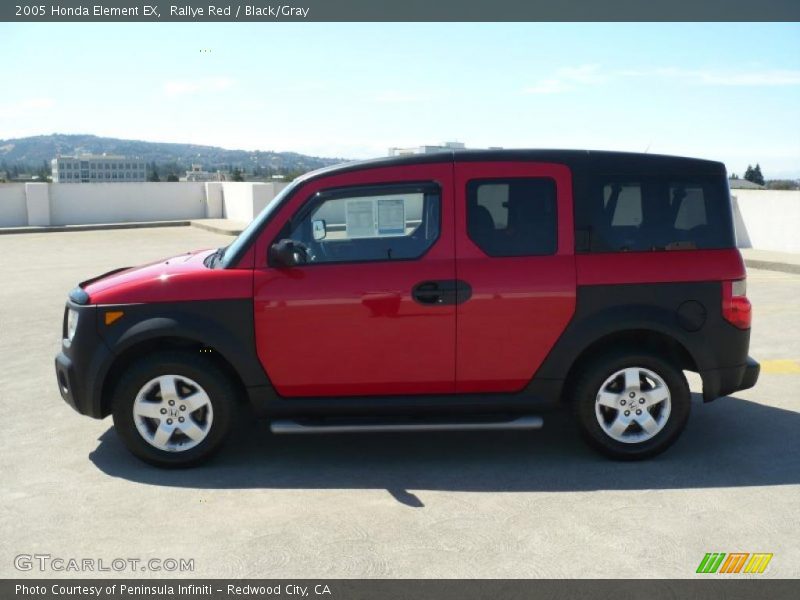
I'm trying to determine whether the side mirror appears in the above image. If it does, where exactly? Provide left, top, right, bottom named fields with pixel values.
left=269, top=239, right=301, bottom=267
left=312, top=219, right=327, bottom=241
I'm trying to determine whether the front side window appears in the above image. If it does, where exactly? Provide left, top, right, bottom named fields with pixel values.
left=467, top=178, right=557, bottom=257
left=276, top=183, right=441, bottom=265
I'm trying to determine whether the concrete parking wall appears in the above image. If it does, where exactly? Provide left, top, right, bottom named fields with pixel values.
left=221, top=181, right=288, bottom=222
left=1, top=182, right=797, bottom=255
left=733, top=190, right=800, bottom=253
left=0, top=184, right=28, bottom=227
left=49, top=182, right=207, bottom=226
left=0, top=181, right=287, bottom=228
left=220, top=182, right=261, bottom=222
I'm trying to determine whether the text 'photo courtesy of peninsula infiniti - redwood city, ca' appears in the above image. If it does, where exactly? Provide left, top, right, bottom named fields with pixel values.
left=55, top=149, right=759, bottom=467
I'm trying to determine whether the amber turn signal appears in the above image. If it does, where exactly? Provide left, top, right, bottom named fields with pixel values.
left=104, top=310, right=124, bottom=326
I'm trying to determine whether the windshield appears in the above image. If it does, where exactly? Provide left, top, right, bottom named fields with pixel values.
left=219, top=181, right=300, bottom=268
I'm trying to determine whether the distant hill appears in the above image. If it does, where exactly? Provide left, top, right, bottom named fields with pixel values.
left=0, top=134, right=347, bottom=174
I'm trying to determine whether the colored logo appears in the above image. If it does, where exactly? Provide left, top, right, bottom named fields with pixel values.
left=696, top=552, right=773, bottom=574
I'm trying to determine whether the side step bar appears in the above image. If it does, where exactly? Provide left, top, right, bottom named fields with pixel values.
left=270, top=415, right=543, bottom=435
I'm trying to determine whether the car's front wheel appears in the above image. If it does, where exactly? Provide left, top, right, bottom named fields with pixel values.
left=573, top=350, right=691, bottom=460
left=111, top=352, right=235, bottom=468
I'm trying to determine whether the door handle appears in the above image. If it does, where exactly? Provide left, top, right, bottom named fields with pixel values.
left=412, top=280, right=472, bottom=306
left=412, top=281, right=443, bottom=304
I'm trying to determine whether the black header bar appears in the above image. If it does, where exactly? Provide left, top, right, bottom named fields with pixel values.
left=3, top=579, right=800, bottom=600
left=3, top=0, right=800, bottom=22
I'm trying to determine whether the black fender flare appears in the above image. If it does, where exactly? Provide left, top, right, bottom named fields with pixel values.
left=95, top=300, right=271, bottom=413
left=533, top=303, right=709, bottom=381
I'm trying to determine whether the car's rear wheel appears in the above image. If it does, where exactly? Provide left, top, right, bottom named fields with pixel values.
left=573, top=350, right=690, bottom=460
left=111, top=352, right=235, bottom=468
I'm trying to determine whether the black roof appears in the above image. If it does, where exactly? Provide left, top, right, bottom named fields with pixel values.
left=297, top=149, right=726, bottom=184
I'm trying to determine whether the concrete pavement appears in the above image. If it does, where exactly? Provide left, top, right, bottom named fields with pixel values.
left=0, top=227, right=798, bottom=579
left=740, top=248, right=800, bottom=275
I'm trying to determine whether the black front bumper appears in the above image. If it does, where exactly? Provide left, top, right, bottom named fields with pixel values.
left=55, top=350, right=80, bottom=412
left=54, top=303, right=113, bottom=419
left=701, top=356, right=760, bottom=402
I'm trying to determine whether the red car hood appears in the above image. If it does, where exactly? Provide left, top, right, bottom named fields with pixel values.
left=82, top=248, right=252, bottom=304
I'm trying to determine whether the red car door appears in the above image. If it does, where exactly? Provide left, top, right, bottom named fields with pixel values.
left=253, top=163, right=456, bottom=397
left=454, top=161, right=576, bottom=393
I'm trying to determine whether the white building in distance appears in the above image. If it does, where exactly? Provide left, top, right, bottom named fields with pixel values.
left=51, top=155, right=147, bottom=183
left=388, top=141, right=467, bottom=156
left=181, top=164, right=222, bottom=182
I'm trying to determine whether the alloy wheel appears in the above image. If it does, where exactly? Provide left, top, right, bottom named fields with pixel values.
left=132, top=375, right=214, bottom=452
left=594, top=367, right=672, bottom=444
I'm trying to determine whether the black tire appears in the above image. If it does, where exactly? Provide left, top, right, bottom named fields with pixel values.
left=111, top=351, right=236, bottom=468
left=572, top=350, right=690, bottom=460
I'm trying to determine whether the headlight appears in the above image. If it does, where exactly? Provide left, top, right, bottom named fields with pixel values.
left=66, top=308, right=79, bottom=341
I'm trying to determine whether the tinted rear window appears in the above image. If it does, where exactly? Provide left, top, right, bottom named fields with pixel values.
left=467, top=178, right=557, bottom=257
left=575, top=174, right=735, bottom=253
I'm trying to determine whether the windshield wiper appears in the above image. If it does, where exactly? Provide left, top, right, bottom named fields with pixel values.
left=205, top=247, right=226, bottom=269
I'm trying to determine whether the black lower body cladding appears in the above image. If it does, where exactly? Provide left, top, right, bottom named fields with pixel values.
left=55, top=303, right=110, bottom=417
left=701, top=357, right=760, bottom=402
left=533, top=282, right=758, bottom=401
left=56, top=298, right=268, bottom=419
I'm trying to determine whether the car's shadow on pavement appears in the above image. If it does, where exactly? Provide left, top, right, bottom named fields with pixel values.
left=89, top=394, right=800, bottom=505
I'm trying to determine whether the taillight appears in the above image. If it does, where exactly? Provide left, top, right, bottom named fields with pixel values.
left=722, top=279, right=751, bottom=329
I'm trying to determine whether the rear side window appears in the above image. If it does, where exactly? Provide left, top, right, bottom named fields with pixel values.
left=606, top=184, right=642, bottom=226
left=577, top=176, right=734, bottom=253
left=671, top=185, right=708, bottom=231
left=467, top=178, right=557, bottom=257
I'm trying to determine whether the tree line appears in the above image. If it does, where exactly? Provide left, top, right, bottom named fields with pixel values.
left=729, top=164, right=765, bottom=186
left=146, top=161, right=307, bottom=182
left=729, top=163, right=799, bottom=190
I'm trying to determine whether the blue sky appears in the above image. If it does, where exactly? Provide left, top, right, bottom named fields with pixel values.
left=1, top=23, right=799, bottom=177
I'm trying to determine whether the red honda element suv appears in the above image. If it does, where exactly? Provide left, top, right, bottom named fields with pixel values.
left=55, top=150, right=759, bottom=467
